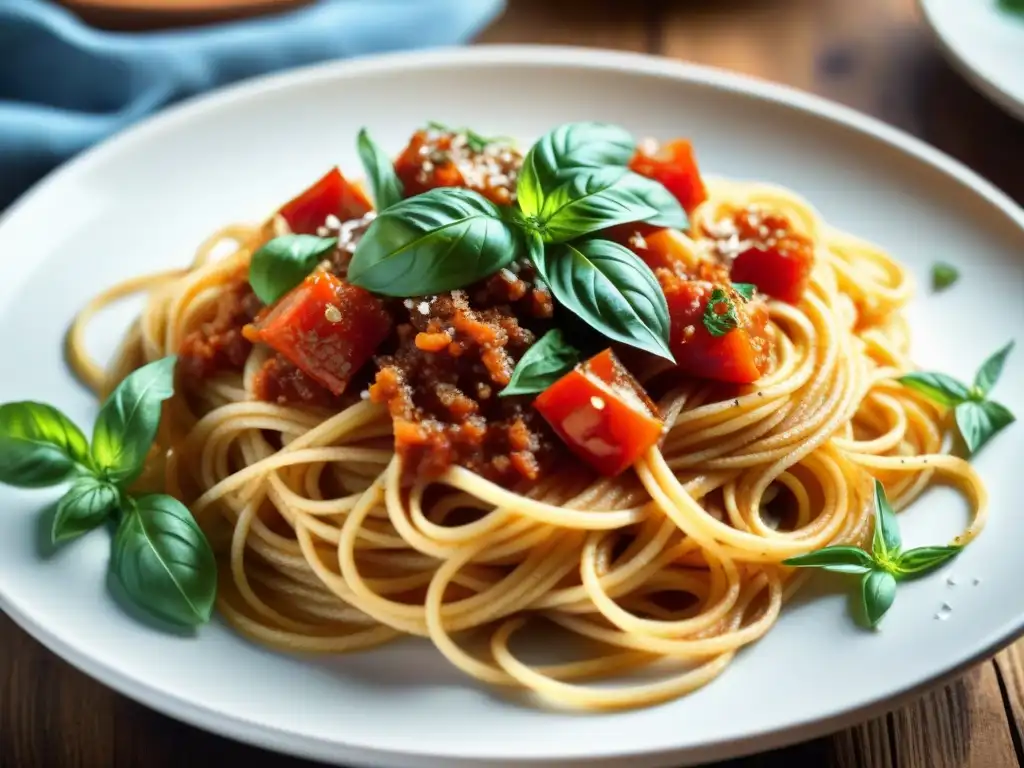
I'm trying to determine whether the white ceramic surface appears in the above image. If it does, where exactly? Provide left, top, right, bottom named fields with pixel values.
left=1, top=46, right=1023, bottom=768
left=920, top=0, right=1024, bottom=120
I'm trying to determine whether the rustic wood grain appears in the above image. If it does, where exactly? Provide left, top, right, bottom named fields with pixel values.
left=994, top=644, right=1024, bottom=759
left=4, top=1, right=1024, bottom=767
left=477, top=0, right=652, bottom=51
left=886, top=663, right=1018, bottom=767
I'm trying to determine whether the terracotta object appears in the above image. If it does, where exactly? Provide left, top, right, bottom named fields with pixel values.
left=58, top=0, right=315, bottom=29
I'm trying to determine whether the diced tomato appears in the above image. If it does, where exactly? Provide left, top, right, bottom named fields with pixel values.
left=278, top=167, right=373, bottom=235
left=534, top=349, right=664, bottom=477
left=395, top=130, right=467, bottom=198
left=394, top=128, right=522, bottom=205
left=724, top=207, right=814, bottom=305
left=659, top=266, right=772, bottom=384
left=731, top=248, right=811, bottom=305
left=630, top=139, right=708, bottom=214
left=244, top=271, right=391, bottom=396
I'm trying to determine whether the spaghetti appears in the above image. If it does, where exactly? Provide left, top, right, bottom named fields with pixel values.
left=66, top=126, right=986, bottom=711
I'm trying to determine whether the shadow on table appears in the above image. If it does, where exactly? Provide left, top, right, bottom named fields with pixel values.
left=878, top=26, right=1024, bottom=206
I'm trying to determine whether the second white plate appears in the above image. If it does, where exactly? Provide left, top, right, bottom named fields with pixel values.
left=920, top=0, right=1024, bottom=120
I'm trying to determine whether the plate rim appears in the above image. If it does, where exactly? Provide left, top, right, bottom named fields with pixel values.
left=3, top=44, right=1024, bottom=768
left=918, top=0, right=1024, bottom=121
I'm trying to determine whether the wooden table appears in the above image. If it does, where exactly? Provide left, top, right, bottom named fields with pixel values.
left=5, top=1, right=1024, bottom=766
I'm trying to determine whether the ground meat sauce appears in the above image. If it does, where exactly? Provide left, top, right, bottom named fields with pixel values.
left=369, top=262, right=559, bottom=486
left=180, top=276, right=353, bottom=410
left=252, top=355, right=347, bottom=410
left=179, top=281, right=262, bottom=382
left=395, top=128, right=522, bottom=205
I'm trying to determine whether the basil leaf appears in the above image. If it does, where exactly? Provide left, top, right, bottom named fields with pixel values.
left=348, top=187, right=520, bottom=297
left=538, top=168, right=659, bottom=243
left=517, top=122, right=636, bottom=214
left=0, top=402, right=90, bottom=488
left=893, top=545, right=962, bottom=578
left=782, top=545, right=875, bottom=574
left=516, top=149, right=546, bottom=222
left=501, top=330, right=581, bottom=398
left=702, top=288, right=739, bottom=337
left=92, top=356, right=177, bottom=487
left=955, top=399, right=1015, bottom=455
left=871, top=479, right=902, bottom=562
left=539, top=238, right=673, bottom=360
left=51, top=477, right=119, bottom=544
left=999, top=0, right=1024, bottom=15
left=733, top=283, right=757, bottom=302
left=249, top=235, right=337, bottom=306
left=861, top=569, right=896, bottom=628
left=897, top=372, right=971, bottom=407
left=111, top=494, right=217, bottom=626
left=615, top=171, right=688, bottom=230
left=973, top=341, right=1014, bottom=397
left=931, top=262, right=959, bottom=291
left=357, top=128, right=403, bottom=211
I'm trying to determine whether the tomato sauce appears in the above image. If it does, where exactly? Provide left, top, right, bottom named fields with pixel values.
left=179, top=281, right=262, bottom=383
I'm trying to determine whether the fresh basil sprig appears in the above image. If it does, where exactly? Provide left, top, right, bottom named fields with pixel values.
left=898, top=342, right=1015, bottom=455
left=784, top=479, right=962, bottom=628
left=249, top=235, right=337, bottom=305
left=931, top=262, right=959, bottom=291
left=348, top=187, right=522, bottom=297
left=501, top=329, right=581, bottom=397
left=0, top=356, right=217, bottom=628
left=357, top=128, right=404, bottom=211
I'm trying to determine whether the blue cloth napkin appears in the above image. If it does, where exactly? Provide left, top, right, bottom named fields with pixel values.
left=0, top=0, right=504, bottom=207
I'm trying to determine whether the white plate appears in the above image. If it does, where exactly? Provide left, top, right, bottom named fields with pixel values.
left=920, top=0, right=1024, bottom=120
left=1, top=46, right=1024, bottom=768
